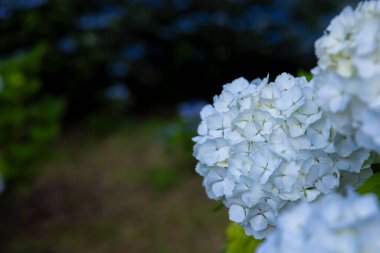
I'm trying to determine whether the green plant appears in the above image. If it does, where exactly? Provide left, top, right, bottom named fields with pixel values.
left=225, top=223, right=261, bottom=253
left=0, top=44, right=65, bottom=186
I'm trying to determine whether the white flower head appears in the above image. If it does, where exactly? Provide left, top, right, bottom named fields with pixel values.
left=193, top=74, right=371, bottom=239
left=257, top=191, right=380, bottom=253
left=314, top=0, right=380, bottom=152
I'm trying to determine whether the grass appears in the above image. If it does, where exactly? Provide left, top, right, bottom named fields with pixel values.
left=0, top=118, right=228, bottom=253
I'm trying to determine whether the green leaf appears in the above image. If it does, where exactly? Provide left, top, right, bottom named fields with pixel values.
left=225, top=223, right=262, bottom=253
left=212, top=203, right=224, bottom=212
left=297, top=70, right=312, bottom=81
left=358, top=171, right=380, bottom=198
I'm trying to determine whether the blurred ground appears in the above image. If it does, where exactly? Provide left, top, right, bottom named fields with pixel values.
left=0, top=119, right=228, bottom=253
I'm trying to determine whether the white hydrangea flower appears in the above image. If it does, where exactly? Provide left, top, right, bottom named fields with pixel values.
left=193, top=74, right=371, bottom=239
left=257, top=191, right=380, bottom=253
left=314, top=0, right=380, bottom=152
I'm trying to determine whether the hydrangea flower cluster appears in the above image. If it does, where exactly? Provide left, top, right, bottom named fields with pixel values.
left=257, top=192, right=380, bottom=253
left=314, top=0, right=380, bottom=152
left=193, top=73, right=371, bottom=239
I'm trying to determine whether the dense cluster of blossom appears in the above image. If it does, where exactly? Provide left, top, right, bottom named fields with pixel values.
left=314, top=0, right=380, bottom=153
left=193, top=73, right=371, bottom=238
left=257, top=192, right=380, bottom=253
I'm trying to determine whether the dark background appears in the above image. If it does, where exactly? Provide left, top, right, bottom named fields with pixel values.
left=0, top=0, right=354, bottom=118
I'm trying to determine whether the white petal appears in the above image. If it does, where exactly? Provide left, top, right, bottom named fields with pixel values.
left=250, top=214, right=269, bottom=231
left=200, top=104, right=215, bottom=119
left=229, top=205, right=246, bottom=223
left=212, top=181, right=225, bottom=197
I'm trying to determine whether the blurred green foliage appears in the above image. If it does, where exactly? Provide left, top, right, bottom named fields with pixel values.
left=225, top=223, right=261, bottom=253
left=359, top=166, right=380, bottom=199
left=297, top=70, right=313, bottom=81
left=0, top=44, right=65, bottom=186
left=147, top=166, right=182, bottom=192
left=159, top=120, right=195, bottom=155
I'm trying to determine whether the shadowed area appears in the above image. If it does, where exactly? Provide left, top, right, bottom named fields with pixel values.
left=0, top=119, right=228, bottom=253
